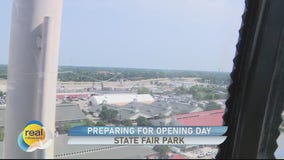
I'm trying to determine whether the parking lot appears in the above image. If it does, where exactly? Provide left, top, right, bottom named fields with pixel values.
left=183, top=146, right=218, bottom=159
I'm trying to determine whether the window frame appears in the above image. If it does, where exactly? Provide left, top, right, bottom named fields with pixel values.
left=217, top=0, right=284, bottom=159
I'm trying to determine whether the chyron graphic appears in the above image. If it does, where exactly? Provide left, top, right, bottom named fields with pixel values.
left=18, top=120, right=53, bottom=152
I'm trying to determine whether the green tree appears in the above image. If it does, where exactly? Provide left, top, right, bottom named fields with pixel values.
left=95, top=121, right=106, bottom=126
left=214, top=92, right=227, bottom=99
left=85, top=119, right=96, bottom=126
left=0, top=91, right=4, bottom=97
left=204, top=101, right=221, bottom=111
left=137, top=87, right=150, bottom=94
left=63, top=123, right=72, bottom=133
left=136, top=116, right=152, bottom=126
left=99, top=106, right=118, bottom=122
left=174, top=86, right=190, bottom=95
left=186, top=85, right=226, bottom=100
left=153, top=145, right=170, bottom=158
left=122, top=119, right=133, bottom=126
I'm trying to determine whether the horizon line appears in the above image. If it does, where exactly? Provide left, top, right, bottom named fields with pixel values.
left=0, top=64, right=231, bottom=73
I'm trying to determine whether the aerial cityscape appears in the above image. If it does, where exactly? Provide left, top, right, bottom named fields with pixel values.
left=0, top=0, right=283, bottom=159
left=0, top=64, right=283, bottom=159
left=0, top=65, right=230, bottom=158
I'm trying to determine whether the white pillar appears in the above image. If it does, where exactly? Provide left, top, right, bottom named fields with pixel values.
left=4, top=0, right=63, bottom=158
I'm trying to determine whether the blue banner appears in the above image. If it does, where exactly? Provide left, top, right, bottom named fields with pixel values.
left=68, top=126, right=227, bottom=136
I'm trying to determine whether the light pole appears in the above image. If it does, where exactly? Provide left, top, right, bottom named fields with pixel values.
left=4, top=0, right=63, bottom=158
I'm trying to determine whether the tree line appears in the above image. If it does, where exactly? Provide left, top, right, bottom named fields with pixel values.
left=0, top=65, right=230, bottom=85
left=174, top=85, right=227, bottom=100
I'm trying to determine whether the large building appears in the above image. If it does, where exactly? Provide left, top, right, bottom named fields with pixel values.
left=56, top=92, right=93, bottom=100
left=88, top=94, right=155, bottom=106
left=55, top=104, right=87, bottom=134
left=0, top=104, right=87, bottom=133
left=172, top=109, right=224, bottom=126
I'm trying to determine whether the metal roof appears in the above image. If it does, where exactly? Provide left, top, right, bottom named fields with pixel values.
left=59, top=145, right=157, bottom=159
left=174, top=109, right=224, bottom=126
left=89, top=94, right=154, bottom=106
left=54, top=134, right=117, bottom=156
left=56, top=104, right=86, bottom=122
left=0, top=104, right=86, bottom=126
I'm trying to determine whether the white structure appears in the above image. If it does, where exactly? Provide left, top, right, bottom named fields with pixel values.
left=89, top=94, right=155, bottom=106
left=4, top=0, right=63, bottom=159
left=128, top=113, right=151, bottom=120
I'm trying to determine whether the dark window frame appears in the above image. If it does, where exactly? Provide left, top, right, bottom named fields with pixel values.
left=217, top=0, right=284, bottom=159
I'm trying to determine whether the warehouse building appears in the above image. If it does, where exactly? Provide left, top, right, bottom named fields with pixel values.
left=0, top=104, right=87, bottom=134
left=88, top=94, right=154, bottom=106
left=172, top=109, right=224, bottom=126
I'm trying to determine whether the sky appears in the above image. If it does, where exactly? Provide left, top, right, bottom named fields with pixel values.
left=0, top=0, right=244, bottom=72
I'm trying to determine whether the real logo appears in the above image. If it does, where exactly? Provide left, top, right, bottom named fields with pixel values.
left=18, top=120, right=53, bottom=152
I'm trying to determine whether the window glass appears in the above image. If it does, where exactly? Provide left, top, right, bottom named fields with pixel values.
left=0, top=0, right=244, bottom=159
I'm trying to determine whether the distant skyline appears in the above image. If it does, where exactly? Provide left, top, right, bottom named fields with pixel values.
left=0, top=0, right=244, bottom=72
